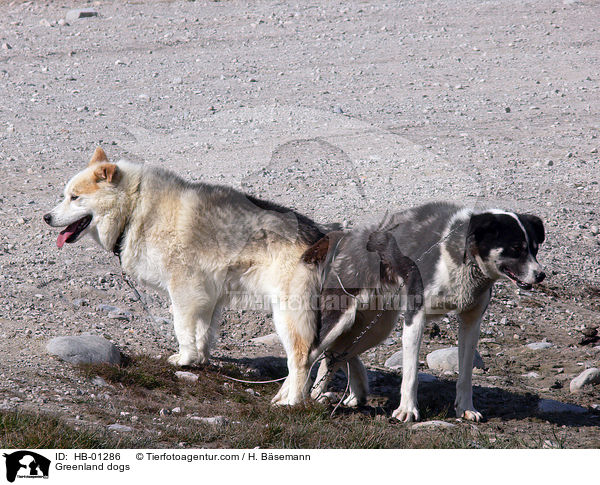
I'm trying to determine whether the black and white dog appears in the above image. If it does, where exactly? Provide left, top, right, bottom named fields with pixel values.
left=303, top=202, right=546, bottom=422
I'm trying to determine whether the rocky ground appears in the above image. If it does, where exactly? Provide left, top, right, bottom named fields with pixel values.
left=0, top=0, right=599, bottom=448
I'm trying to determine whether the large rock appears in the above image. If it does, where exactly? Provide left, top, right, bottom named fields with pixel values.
left=537, top=399, right=587, bottom=414
left=47, top=335, right=121, bottom=365
left=426, top=347, right=484, bottom=373
left=570, top=368, right=600, bottom=393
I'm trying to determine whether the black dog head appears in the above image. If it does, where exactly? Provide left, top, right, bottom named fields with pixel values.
left=466, top=211, right=546, bottom=290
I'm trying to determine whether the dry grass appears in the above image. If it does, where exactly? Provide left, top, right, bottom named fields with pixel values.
left=1, top=355, right=555, bottom=449
left=0, top=410, right=143, bottom=448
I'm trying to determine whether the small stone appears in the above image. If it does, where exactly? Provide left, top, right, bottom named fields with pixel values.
left=159, top=408, right=172, bottom=416
left=107, top=424, right=133, bottom=432
left=108, top=311, right=131, bottom=321
left=172, top=407, right=181, bottom=414
left=537, top=399, right=587, bottom=414
left=333, top=106, right=344, bottom=114
left=526, top=342, right=553, bottom=350
left=115, top=60, right=127, bottom=66
left=66, top=8, right=98, bottom=23
left=570, top=368, right=600, bottom=393
left=92, top=376, right=108, bottom=387
left=504, top=107, right=511, bottom=113
left=72, top=298, right=88, bottom=308
left=2, top=42, right=12, bottom=50
left=523, top=371, right=540, bottom=379
left=97, top=304, right=121, bottom=313
left=39, top=19, right=53, bottom=27
left=426, top=347, right=484, bottom=373
left=590, top=226, right=599, bottom=236
left=173, top=77, right=183, bottom=85
left=384, top=350, right=403, bottom=369
left=189, top=416, right=228, bottom=426
left=6, top=124, right=14, bottom=133
left=245, top=388, right=257, bottom=396
left=411, top=420, right=457, bottom=430
left=250, top=333, right=280, bottom=346
left=175, top=371, right=198, bottom=382
left=546, top=160, right=554, bottom=167
left=138, top=94, right=150, bottom=101
left=57, top=19, right=68, bottom=26
left=153, top=316, right=171, bottom=326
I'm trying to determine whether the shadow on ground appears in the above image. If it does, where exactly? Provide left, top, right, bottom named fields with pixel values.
left=215, top=355, right=600, bottom=428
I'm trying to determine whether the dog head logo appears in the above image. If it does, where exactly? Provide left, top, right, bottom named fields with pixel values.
left=3, top=451, right=51, bottom=482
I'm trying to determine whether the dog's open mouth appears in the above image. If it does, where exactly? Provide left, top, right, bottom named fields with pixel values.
left=502, top=268, right=533, bottom=290
left=56, top=215, right=92, bottom=248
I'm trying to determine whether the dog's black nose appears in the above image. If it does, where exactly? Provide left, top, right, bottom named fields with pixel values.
left=535, top=271, right=546, bottom=283
left=43, top=213, right=52, bottom=225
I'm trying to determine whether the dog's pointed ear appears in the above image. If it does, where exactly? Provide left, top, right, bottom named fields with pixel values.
left=302, top=235, right=331, bottom=265
left=518, top=214, right=545, bottom=245
left=93, top=162, right=119, bottom=183
left=89, top=146, right=108, bottom=166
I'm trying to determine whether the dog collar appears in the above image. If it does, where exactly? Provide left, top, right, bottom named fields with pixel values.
left=113, top=230, right=125, bottom=259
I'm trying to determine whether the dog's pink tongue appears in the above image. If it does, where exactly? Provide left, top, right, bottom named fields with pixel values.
left=56, top=223, right=78, bottom=248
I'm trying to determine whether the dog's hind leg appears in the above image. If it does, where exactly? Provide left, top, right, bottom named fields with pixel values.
left=392, top=309, right=426, bottom=422
left=343, top=356, right=368, bottom=407
left=455, top=290, right=490, bottom=422
left=310, top=356, right=342, bottom=403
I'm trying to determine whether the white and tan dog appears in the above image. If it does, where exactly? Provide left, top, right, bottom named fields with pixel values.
left=44, top=147, right=324, bottom=405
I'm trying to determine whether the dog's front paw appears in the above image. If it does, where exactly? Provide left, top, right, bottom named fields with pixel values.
left=272, top=395, right=304, bottom=406
left=392, top=404, right=420, bottom=422
left=168, top=352, right=201, bottom=367
left=271, top=381, right=289, bottom=405
left=457, top=408, right=483, bottom=422
left=342, top=393, right=365, bottom=408
left=310, top=389, right=335, bottom=404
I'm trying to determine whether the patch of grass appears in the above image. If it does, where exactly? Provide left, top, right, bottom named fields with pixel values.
left=68, top=354, right=551, bottom=449
left=0, top=410, right=143, bottom=448
left=79, top=355, right=179, bottom=394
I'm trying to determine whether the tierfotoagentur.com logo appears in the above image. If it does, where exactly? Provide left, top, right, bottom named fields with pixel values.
left=3, top=451, right=51, bottom=482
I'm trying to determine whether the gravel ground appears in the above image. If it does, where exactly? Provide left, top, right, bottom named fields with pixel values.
left=1, top=0, right=599, bottom=447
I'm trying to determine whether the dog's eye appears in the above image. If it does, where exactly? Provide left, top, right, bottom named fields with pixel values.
left=70, top=195, right=79, bottom=201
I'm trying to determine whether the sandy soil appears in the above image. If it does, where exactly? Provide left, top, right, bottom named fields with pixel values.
left=0, top=0, right=599, bottom=447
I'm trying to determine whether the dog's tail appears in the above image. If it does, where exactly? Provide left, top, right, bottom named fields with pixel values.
left=367, top=230, right=424, bottom=321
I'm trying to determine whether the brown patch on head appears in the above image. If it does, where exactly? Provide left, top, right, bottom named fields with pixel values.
left=88, top=146, right=108, bottom=166
left=71, top=177, right=99, bottom=196
left=93, top=163, right=119, bottom=183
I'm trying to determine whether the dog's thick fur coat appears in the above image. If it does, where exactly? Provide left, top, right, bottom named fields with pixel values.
left=44, top=147, right=324, bottom=405
left=304, top=203, right=545, bottom=421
